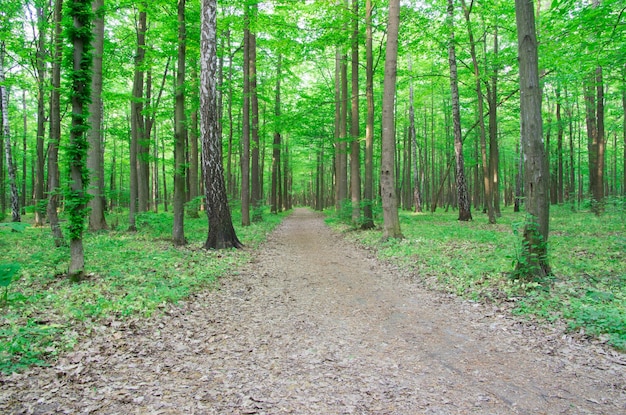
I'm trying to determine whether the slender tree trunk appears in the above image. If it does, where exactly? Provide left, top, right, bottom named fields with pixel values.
left=409, top=60, right=422, bottom=213
left=47, top=0, right=64, bottom=245
left=488, top=27, right=501, bottom=217
left=447, top=0, right=471, bottom=221
left=34, top=5, right=47, bottom=226
left=250, top=3, right=262, bottom=222
left=380, top=0, right=402, bottom=239
left=361, top=0, right=375, bottom=229
left=172, top=0, right=187, bottom=246
left=622, top=66, right=626, bottom=196
left=88, top=0, right=107, bottom=231
left=593, top=66, right=605, bottom=213
left=201, top=0, right=241, bottom=249
left=129, top=8, right=147, bottom=230
left=22, top=92, right=27, bottom=216
left=350, top=0, right=360, bottom=225
left=271, top=55, right=282, bottom=214
left=461, top=0, right=495, bottom=224
left=188, top=69, right=200, bottom=218
left=241, top=7, right=251, bottom=226
left=556, top=87, right=564, bottom=204
left=66, top=0, right=93, bottom=281
left=515, top=0, right=550, bottom=278
left=0, top=43, right=20, bottom=222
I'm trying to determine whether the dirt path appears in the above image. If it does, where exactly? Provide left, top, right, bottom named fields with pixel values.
left=2, top=208, right=625, bottom=414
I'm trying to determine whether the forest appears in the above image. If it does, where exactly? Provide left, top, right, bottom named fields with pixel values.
left=0, top=0, right=625, bottom=374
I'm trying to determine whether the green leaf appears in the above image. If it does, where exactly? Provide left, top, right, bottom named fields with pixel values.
left=0, top=263, right=21, bottom=288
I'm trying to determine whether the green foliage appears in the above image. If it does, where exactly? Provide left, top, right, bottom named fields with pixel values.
left=0, top=209, right=287, bottom=374
left=0, top=263, right=21, bottom=304
left=327, top=204, right=626, bottom=350
left=510, top=216, right=552, bottom=284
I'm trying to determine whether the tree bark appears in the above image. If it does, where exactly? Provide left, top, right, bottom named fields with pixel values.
left=88, top=0, right=107, bottom=231
left=488, top=27, right=501, bottom=217
left=380, top=0, right=402, bottom=239
left=200, top=0, right=242, bottom=249
left=136, top=6, right=150, bottom=214
left=34, top=5, right=47, bottom=226
left=515, top=0, right=551, bottom=279
left=447, top=0, right=472, bottom=221
left=271, top=55, right=282, bottom=214
left=362, top=0, right=375, bottom=229
left=241, top=6, right=251, bottom=226
left=350, top=0, right=360, bottom=225
left=250, top=3, right=261, bottom=222
left=0, top=42, right=20, bottom=223
left=172, top=0, right=187, bottom=246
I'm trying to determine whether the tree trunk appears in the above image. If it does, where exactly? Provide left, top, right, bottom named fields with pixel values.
left=515, top=0, right=550, bottom=279
left=66, top=0, right=93, bottom=281
left=361, top=0, right=375, bottom=229
left=241, top=7, right=251, bottom=226
left=271, top=55, right=282, bottom=214
left=0, top=42, right=20, bottom=223
left=129, top=8, right=147, bottom=230
left=250, top=4, right=262, bottom=222
left=47, top=0, right=64, bottom=246
left=488, top=27, right=501, bottom=217
left=380, top=0, right=402, bottom=239
left=172, top=0, right=187, bottom=246
left=200, top=0, right=242, bottom=249
left=447, top=0, right=471, bottom=221
left=461, top=0, right=495, bottom=224
left=88, top=0, right=107, bottom=231
left=593, top=66, right=605, bottom=213
left=350, top=0, right=360, bottom=225
left=623, top=66, right=626, bottom=196
left=34, top=5, right=47, bottom=226
left=556, top=87, right=564, bottom=204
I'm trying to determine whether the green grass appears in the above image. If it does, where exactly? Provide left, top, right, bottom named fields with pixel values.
left=0, top=207, right=287, bottom=374
left=327, top=200, right=626, bottom=350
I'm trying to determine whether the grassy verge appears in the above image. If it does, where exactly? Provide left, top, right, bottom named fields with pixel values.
left=0, top=208, right=287, bottom=374
left=326, top=202, right=626, bottom=350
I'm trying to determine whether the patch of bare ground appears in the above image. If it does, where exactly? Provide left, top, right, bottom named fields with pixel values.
left=1, top=208, right=624, bottom=414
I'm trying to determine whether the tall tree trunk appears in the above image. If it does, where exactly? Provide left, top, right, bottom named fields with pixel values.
left=380, top=0, right=402, bottom=239
left=361, top=0, right=375, bottom=229
left=250, top=3, right=262, bottom=222
left=461, top=0, right=495, bottom=224
left=271, top=55, right=282, bottom=214
left=0, top=42, right=20, bottom=223
left=241, top=6, right=251, bottom=226
left=47, top=0, right=64, bottom=245
left=408, top=57, right=423, bottom=214
left=22, top=92, right=27, bottom=216
left=88, top=0, right=107, bottom=231
left=515, top=0, right=550, bottom=279
left=66, top=0, right=93, bottom=281
left=593, top=66, right=605, bottom=213
left=488, top=27, right=501, bottom=217
left=172, top=0, right=187, bottom=246
left=350, top=0, right=360, bottom=225
left=34, top=5, right=47, bottom=226
left=129, top=8, right=147, bottom=230
left=201, top=0, right=241, bottom=249
left=188, top=67, right=200, bottom=218
left=556, top=87, right=564, bottom=204
left=447, top=0, right=471, bottom=221
left=622, top=66, right=626, bottom=196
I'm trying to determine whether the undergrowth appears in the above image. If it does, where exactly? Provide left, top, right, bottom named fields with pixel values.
left=0, top=207, right=286, bottom=374
left=326, top=202, right=626, bottom=350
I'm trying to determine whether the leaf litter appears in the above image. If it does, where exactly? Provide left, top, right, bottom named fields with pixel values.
left=1, top=208, right=624, bottom=414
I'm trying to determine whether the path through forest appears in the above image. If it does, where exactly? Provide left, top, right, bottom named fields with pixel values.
left=2, top=208, right=625, bottom=414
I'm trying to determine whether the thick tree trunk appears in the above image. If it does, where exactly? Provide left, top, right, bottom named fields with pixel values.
left=380, top=0, right=402, bottom=239
left=0, top=43, right=20, bottom=223
left=172, top=0, right=187, bottom=246
left=88, top=0, right=107, bottom=231
left=350, top=0, right=360, bottom=225
left=515, top=0, right=551, bottom=279
left=447, top=0, right=472, bottom=221
left=47, top=0, right=64, bottom=246
left=200, top=0, right=242, bottom=249
left=34, top=5, right=47, bottom=226
left=488, top=28, right=501, bottom=217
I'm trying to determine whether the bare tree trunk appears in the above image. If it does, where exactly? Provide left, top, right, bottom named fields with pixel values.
left=250, top=3, right=262, bottom=222
left=0, top=43, right=20, bottom=223
left=488, top=27, right=501, bottom=217
left=362, top=0, right=375, bottom=229
left=241, top=6, right=251, bottom=226
left=47, top=0, right=64, bottom=246
left=271, top=55, right=282, bottom=214
left=515, top=0, right=550, bottom=278
left=88, top=0, right=108, bottom=231
left=556, top=87, right=564, bottom=204
left=380, top=0, right=402, bottom=239
left=172, top=0, right=187, bottom=246
left=350, top=0, right=360, bottom=225
left=34, top=5, right=47, bottom=226
left=200, top=0, right=242, bottom=249
left=461, top=0, right=495, bottom=224
left=447, top=0, right=472, bottom=221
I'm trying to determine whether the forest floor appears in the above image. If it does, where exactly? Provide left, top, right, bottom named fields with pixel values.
left=1, top=208, right=625, bottom=414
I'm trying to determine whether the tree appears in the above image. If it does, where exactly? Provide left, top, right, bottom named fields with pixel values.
left=200, top=0, right=242, bottom=249
left=241, top=3, right=251, bottom=226
left=65, top=0, right=93, bottom=280
left=32, top=4, right=47, bottom=227
left=515, top=0, right=550, bottom=279
left=380, top=0, right=402, bottom=239
left=447, top=0, right=472, bottom=221
left=349, top=0, right=360, bottom=225
left=361, top=0, right=375, bottom=229
left=249, top=2, right=262, bottom=222
left=87, top=0, right=107, bottom=231
left=172, top=0, right=187, bottom=246
left=271, top=54, right=282, bottom=214
left=0, top=41, right=20, bottom=223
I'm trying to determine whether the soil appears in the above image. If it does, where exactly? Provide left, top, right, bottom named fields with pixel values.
left=1, top=208, right=625, bottom=414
